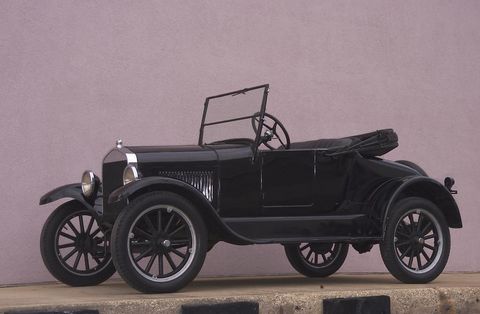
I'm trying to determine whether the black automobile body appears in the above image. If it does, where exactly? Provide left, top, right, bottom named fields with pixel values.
left=40, top=84, right=462, bottom=293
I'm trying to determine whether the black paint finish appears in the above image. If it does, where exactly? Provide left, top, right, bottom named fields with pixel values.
left=215, top=145, right=260, bottom=217
left=223, top=214, right=377, bottom=243
left=39, top=183, right=94, bottom=212
left=102, top=159, right=127, bottom=224
left=99, top=139, right=462, bottom=245
left=40, top=84, right=462, bottom=247
left=261, top=150, right=315, bottom=209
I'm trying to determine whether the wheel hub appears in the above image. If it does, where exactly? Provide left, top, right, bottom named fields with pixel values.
left=412, top=236, right=424, bottom=252
left=151, top=234, right=172, bottom=252
left=408, top=227, right=425, bottom=252
left=396, top=229, right=426, bottom=257
left=76, top=235, right=95, bottom=253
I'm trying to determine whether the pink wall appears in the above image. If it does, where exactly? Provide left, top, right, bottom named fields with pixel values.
left=1, top=1, right=479, bottom=285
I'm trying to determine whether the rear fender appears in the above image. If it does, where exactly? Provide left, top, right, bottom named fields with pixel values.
left=108, top=177, right=253, bottom=245
left=380, top=176, right=462, bottom=232
left=39, top=183, right=95, bottom=212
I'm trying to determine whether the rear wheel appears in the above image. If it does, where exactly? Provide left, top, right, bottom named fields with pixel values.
left=284, top=242, right=348, bottom=277
left=380, top=197, right=450, bottom=283
left=111, top=191, right=207, bottom=293
left=40, top=201, right=115, bottom=286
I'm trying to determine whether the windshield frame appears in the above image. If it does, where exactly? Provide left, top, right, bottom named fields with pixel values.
left=198, top=84, right=269, bottom=151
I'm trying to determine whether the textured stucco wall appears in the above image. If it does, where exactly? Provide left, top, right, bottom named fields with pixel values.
left=1, top=1, right=479, bottom=285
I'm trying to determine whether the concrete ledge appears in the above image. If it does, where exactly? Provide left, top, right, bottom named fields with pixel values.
left=1, top=273, right=479, bottom=314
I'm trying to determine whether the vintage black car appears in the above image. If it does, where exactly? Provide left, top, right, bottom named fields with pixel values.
left=39, top=84, right=462, bottom=293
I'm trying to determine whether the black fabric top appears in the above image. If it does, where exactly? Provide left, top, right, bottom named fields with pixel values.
left=288, top=129, right=398, bottom=157
left=290, top=138, right=354, bottom=150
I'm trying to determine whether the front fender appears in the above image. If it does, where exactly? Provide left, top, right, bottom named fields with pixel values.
left=108, top=177, right=208, bottom=204
left=108, top=177, right=254, bottom=245
left=380, top=176, right=462, bottom=231
left=39, top=183, right=94, bottom=211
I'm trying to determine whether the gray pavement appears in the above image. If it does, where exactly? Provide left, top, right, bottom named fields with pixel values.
left=1, top=273, right=479, bottom=313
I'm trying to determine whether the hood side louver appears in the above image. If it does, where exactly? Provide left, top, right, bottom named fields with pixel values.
left=158, top=171, right=214, bottom=202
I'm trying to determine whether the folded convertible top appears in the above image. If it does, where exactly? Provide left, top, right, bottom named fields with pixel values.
left=344, top=128, right=398, bottom=157
left=288, top=129, right=398, bottom=157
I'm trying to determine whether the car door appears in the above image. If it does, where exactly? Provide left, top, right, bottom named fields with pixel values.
left=260, top=149, right=315, bottom=216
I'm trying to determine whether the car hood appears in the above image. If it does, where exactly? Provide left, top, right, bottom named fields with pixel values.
left=127, top=145, right=216, bottom=163
left=127, top=144, right=252, bottom=164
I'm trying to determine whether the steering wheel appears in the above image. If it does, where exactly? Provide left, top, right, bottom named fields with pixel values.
left=251, top=112, right=291, bottom=150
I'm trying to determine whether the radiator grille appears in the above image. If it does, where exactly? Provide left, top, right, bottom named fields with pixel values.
left=158, top=171, right=214, bottom=202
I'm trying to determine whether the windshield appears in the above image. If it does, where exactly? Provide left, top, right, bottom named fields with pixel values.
left=199, top=84, right=268, bottom=145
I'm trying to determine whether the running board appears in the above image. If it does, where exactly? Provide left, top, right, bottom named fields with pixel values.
left=222, top=215, right=382, bottom=243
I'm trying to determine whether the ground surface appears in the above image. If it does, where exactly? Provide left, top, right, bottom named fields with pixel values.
left=1, top=273, right=479, bottom=313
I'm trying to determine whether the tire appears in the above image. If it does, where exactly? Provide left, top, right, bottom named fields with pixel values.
left=40, top=200, right=116, bottom=286
left=396, top=160, right=428, bottom=176
left=111, top=191, right=208, bottom=293
left=380, top=197, right=450, bottom=283
left=284, top=242, right=349, bottom=277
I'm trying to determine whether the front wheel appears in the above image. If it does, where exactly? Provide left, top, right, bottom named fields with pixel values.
left=284, top=242, right=348, bottom=277
left=111, top=191, right=208, bottom=293
left=40, top=201, right=115, bottom=286
left=380, top=197, right=450, bottom=283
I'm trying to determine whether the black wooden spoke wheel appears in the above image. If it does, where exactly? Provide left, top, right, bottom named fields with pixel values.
left=380, top=197, right=450, bottom=283
left=284, top=242, right=348, bottom=277
left=40, top=201, right=115, bottom=286
left=111, top=191, right=207, bottom=293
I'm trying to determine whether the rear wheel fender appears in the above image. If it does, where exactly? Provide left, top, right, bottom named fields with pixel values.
left=395, top=160, right=428, bottom=176
left=383, top=176, right=462, bottom=232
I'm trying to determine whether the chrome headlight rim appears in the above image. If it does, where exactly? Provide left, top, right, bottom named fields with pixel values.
left=81, top=170, right=96, bottom=198
left=123, top=165, right=139, bottom=185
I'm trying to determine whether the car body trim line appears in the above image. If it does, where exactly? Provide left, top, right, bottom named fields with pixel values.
left=222, top=214, right=366, bottom=223
left=262, top=203, right=314, bottom=209
left=257, top=236, right=382, bottom=244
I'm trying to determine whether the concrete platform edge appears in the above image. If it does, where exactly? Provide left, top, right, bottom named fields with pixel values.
left=1, top=286, right=479, bottom=314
